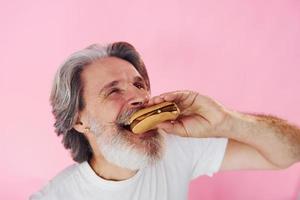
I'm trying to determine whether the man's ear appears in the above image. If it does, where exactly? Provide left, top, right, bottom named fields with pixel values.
left=73, top=114, right=89, bottom=134
left=73, top=121, right=87, bottom=134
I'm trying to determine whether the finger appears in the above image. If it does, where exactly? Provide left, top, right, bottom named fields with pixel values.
left=147, top=98, right=154, bottom=106
left=159, top=92, right=179, bottom=102
left=156, top=121, right=189, bottom=137
left=180, top=117, right=212, bottom=138
left=154, top=96, right=165, bottom=104
left=160, top=90, right=193, bottom=104
left=147, top=91, right=185, bottom=107
left=149, top=90, right=197, bottom=108
left=147, top=95, right=165, bottom=106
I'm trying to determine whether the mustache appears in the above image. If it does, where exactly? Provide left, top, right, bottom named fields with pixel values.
left=116, top=106, right=144, bottom=125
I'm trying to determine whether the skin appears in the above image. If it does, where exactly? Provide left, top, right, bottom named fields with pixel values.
left=74, top=57, right=154, bottom=180
left=149, top=91, right=300, bottom=169
left=74, top=56, right=300, bottom=181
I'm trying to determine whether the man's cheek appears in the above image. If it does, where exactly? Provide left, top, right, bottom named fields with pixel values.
left=102, top=103, right=123, bottom=122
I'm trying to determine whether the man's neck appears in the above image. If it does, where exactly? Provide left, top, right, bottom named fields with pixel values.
left=88, top=155, right=138, bottom=181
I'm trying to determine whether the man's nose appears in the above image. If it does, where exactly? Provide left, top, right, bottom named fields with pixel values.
left=127, top=90, right=149, bottom=108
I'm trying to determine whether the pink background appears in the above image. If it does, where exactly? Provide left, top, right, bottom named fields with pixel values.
left=1, top=0, right=300, bottom=199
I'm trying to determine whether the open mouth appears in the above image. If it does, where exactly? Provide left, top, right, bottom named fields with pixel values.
left=116, top=107, right=160, bottom=138
left=119, top=123, right=131, bottom=131
left=116, top=107, right=139, bottom=131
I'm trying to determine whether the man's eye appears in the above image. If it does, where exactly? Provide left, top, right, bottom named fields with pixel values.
left=134, top=82, right=145, bottom=89
left=107, top=88, right=120, bottom=96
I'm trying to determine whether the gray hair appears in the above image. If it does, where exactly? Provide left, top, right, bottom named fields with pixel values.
left=50, top=42, right=150, bottom=162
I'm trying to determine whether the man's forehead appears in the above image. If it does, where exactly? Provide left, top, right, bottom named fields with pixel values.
left=81, top=57, right=143, bottom=87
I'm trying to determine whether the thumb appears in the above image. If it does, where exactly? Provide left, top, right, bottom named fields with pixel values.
left=156, top=121, right=189, bottom=137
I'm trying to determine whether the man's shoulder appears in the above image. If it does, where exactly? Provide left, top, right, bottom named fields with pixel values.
left=30, top=162, right=84, bottom=200
left=51, top=162, right=81, bottom=183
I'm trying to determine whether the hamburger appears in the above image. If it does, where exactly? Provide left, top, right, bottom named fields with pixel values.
left=127, top=102, right=180, bottom=134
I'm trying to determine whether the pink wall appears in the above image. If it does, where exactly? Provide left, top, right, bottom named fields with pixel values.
left=1, top=0, right=300, bottom=199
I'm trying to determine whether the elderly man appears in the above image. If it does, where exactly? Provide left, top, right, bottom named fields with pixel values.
left=31, top=42, right=300, bottom=200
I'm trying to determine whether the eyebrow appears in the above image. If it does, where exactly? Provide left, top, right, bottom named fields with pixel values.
left=133, top=76, right=145, bottom=83
left=99, top=76, right=145, bottom=95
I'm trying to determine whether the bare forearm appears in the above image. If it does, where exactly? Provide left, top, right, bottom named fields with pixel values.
left=221, top=111, right=300, bottom=168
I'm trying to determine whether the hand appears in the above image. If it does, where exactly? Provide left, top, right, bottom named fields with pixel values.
left=147, top=90, right=230, bottom=138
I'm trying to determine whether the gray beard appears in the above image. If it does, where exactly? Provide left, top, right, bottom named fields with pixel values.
left=89, top=119, right=165, bottom=170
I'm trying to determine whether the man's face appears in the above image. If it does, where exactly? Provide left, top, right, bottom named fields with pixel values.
left=79, top=57, right=164, bottom=170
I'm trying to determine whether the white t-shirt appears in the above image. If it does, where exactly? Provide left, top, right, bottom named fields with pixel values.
left=30, top=135, right=228, bottom=200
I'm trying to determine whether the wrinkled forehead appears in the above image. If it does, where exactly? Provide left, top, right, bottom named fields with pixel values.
left=81, top=57, right=143, bottom=90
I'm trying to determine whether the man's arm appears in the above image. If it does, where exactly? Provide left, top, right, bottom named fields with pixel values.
left=221, top=139, right=281, bottom=171
left=150, top=90, right=300, bottom=170
left=221, top=113, right=300, bottom=170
